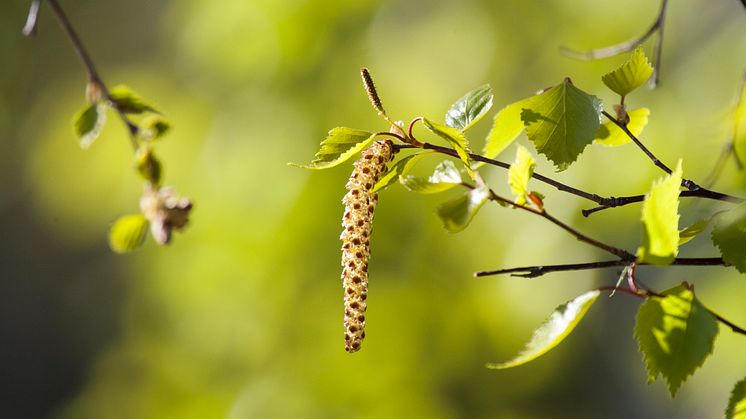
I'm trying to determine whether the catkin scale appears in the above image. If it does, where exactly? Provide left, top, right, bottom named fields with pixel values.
left=340, top=140, right=393, bottom=353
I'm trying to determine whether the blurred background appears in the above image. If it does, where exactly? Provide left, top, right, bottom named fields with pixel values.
left=1, top=0, right=745, bottom=418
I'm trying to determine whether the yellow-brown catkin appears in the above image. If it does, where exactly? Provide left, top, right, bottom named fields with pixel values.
left=340, top=140, right=393, bottom=353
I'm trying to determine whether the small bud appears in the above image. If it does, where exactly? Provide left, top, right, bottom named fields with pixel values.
left=135, top=146, right=162, bottom=185
left=86, top=80, right=103, bottom=104
left=140, top=185, right=193, bottom=245
left=613, top=103, right=629, bottom=125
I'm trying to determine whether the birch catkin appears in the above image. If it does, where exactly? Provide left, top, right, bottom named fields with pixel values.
left=340, top=140, right=393, bottom=353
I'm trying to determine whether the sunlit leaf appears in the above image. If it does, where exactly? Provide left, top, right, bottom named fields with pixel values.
left=634, top=283, right=718, bottom=397
left=108, top=85, right=159, bottom=114
left=423, top=118, right=474, bottom=178
left=602, top=47, right=654, bottom=97
left=373, top=152, right=429, bottom=193
left=508, top=145, right=535, bottom=205
left=109, top=214, right=149, bottom=253
left=436, top=183, right=489, bottom=233
left=482, top=99, right=529, bottom=163
left=445, top=84, right=493, bottom=131
left=291, top=127, right=376, bottom=170
left=637, top=161, right=682, bottom=265
left=139, top=115, right=171, bottom=141
left=401, top=160, right=462, bottom=194
left=733, top=79, right=746, bottom=164
left=679, top=219, right=710, bottom=246
left=712, top=202, right=746, bottom=273
left=520, top=79, right=602, bottom=171
left=726, top=377, right=746, bottom=419
left=594, top=107, right=650, bottom=147
left=488, top=290, right=600, bottom=369
left=73, top=103, right=107, bottom=149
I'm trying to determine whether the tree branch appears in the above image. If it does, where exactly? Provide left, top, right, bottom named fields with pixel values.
left=582, top=190, right=743, bottom=217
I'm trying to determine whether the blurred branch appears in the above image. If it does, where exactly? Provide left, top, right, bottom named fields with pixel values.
left=22, top=0, right=41, bottom=36
left=561, top=0, right=668, bottom=87
left=704, top=69, right=746, bottom=188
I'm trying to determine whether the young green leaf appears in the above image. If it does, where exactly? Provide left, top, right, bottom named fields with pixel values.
left=436, top=183, right=489, bottom=233
left=601, top=47, right=654, bottom=97
left=445, top=84, right=493, bottom=131
left=712, top=202, right=746, bottom=273
left=423, top=118, right=474, bottom=179
left=679, top=219, right=710, bottom=246
left=520, top=78, right=602, bottom=171
left=139, top=115, right=171, bottom=141
left=401, top=160, right=462, bottom=194
left=109, top=214, right=149, bottom=253
left=291, top=128, right=376, bottom=170
left=73, top=103, right=106, bottom=149
left=482, top=99, right=529, bottom=162
left=637, top=161, right=682, bottom=265
left=372, top=152, right=429, bottom=193
left=508, top=145, right=535, bottom=205
left=634, top=283, right=719, bottom=397
left=108, top=85, right=159, bottom=114
left=594, top=108, right=650, bottom=147
left=487, top=290, right=600, bottom=369
left=726, top=377, right=746, bottom=419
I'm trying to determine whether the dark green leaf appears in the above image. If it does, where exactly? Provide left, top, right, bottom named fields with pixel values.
left=139, top=115, right=171, bottom=141
left=637, top=161, right=682, bottom=265
left=726, top=377, right=746, bottom=419
left=635, top=283, right=719, bottom=397
left=108, top=85, right=159, bottom=114
left=508, top=145, right=535, bottom=205
left=520, top=79, right=602, bottom=171
left=73, top=103, right=106, bottom=149
left=400, top=160, right=462, bottom=194
left=488, top=290, right=600, bottom=369
left=135, top=146, right=162, bottom=185
left=436, top=183, right=489, bottom=233
left=291, top=127, right=376, bottom=170
left=109, top=214, right=149, bottom=253
left=712, top=202, right=746, bottom=273
left=445, top=84, right=493, bottom=131
left=423, top=118, right=473, bottom=178
left=601, top=47, right=654, bottom=97
left=594, top=107, right=650, bottom=147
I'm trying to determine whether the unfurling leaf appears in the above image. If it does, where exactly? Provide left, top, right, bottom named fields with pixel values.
left=423, top=118, right=474, bottom=178
left=445, top=84, right=494, bottom=131
left=488, top=290, right=600, bottom=369
left=401, top=160, right=462, bottom=194
left=594, top=108, right=650, bottom=147
left=291, top=128, right=376, bottom=170
left=726, top=377, right=746, bottom=419
left=634, top=284, right=719, bottom=397
left=108, top=85, right=158, bottom=114
left=436, top=183, right=489, bottom=233
left=139, top=115, right=171, bottom=141
left=482, top=99, right=530, bottom=163
left=109, top=214, right=149, bottom=253
left=508, top=145, right=536, bottom=205
left=602, top=47, right=654, bottom=97
left=73, top=103, right=107, bottom=149
left=520, top=78, right=602, bottom=171
left=679, top=219, right=710, bottom=246
left=712, top=202, right=746, bottom=273
left=637, top=161, right=682, bottom=265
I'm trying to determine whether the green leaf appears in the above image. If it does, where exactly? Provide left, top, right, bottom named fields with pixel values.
left=520, top=78, right=602, bottom=171
left=445, top=84, right=493, bottom=131
left=423, top=118, right=474, bottom=179
left=712, top=202, right=746, bottom=273
left=139, top=115, right=171, bottom=141
left=488, top=290, right=600, bottom=369
left=73, top=103, right=106, bottom=149
left=401, top=160, right=462, bottom=194
left=108, top=85, right=158, bottom=114
left=482, top=99, right=529, bottom=162
left=109, top=214, right=149, bottom=253
left=594, top=107, right=650, bottom=147
left=436, top=183, right=489, bottom=233
left=135, top=146, right=162, bottom=185
left=602, top=47, right=654, bottom=97
left=291, top=128, right=376, bottom=170
left=634, top=283, right=719, bottom=397
left=508, top=145, right=535, bottom=205
left=679, top=219, right=710, bottom=246
left=726, top=377, right=746, bottom=419
left=372, top=153, right=429, bottom=193
left=637, top=161, right=682, bottom=265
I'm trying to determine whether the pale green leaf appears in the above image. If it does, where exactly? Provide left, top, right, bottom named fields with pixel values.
left=372, top=152, right=429, bottom=193
left=679, top=219, right=710, bottom=246
left=108, top=85, right=159, bottom=114
left=73, top=103, right=107, bottom=149
left=291, top=127, right=376, bottom=170
left=601, top=47, right=654, bottom=97
left=634, top=284, right=719, bottom=397
left=109, top=214, right=149, bottom=253
left=436, top=183, right=489, bottom=233
left=423, top=118, right=474, bottom=178
left=637, top=161, right=682, bottom=265
left=488, top=290, right=600, bottom=369
left=445, top=84, right=493, bottom=131
left=401, top=160, right=462, bottom=194
left=733, top=79, right=746, bottom=164
left=726, top=377, right=746, bottom=419
left=520, top=79, right=602, bottom=171
left=594, top=108, right=650, bottom=147
left=482, top=99, right=529, bottom=163
left=508, top=145, right=535, bottom=205
left=712, top=202, right=746, bottom=273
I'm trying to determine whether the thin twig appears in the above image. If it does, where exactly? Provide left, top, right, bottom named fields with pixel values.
left=649, top=0, right=668, bottom=87
left=704, top=69, right=746, bottom=187
left=582, top=190, right=743, bottom=217
left=22, top=0, right=41, bottom=36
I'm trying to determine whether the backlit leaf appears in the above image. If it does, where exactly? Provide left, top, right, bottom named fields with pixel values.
left=109, top=214, right=149, bottom=253
left=73, top=103, right=106, bottom=149
left=401, top=160, right=462, bottom=194
left=726, top=377, right=746, bottom=419
left=634, top=283, right=719, bottom=397
left=637, top=161, right=682, bottom=265
left=372, top=152, right=429, bottom=193
left=594, top=107, right=650, bottom=147
left=445, top=84, right=493, bottom=131
left=482, top=99, right=529, bottom=162
left=679, top=219, right=710, bottom=246
left=291, top=127, right=376, bottom=170
left=488, top=290, right=600, bottom=369
left=108, top=85, right=159, bottom=114
left=602, top=47, right=654, bottom=97
left=712, top=202, right=746, bottom=273
left=508, top=145, right=535, bottom=205
left=436, top=183, right=489, bottom=233
left=423, top=118, right=474, bottom=178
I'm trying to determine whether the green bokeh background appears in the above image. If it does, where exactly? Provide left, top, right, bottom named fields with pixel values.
left=1, top=1, right=745, bottom=418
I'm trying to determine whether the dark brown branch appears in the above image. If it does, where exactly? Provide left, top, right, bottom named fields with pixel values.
left=582, top=190, right=743, bottom=217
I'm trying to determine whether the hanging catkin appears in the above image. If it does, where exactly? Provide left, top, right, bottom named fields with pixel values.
left=340, top=140, right=393, bottom=353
